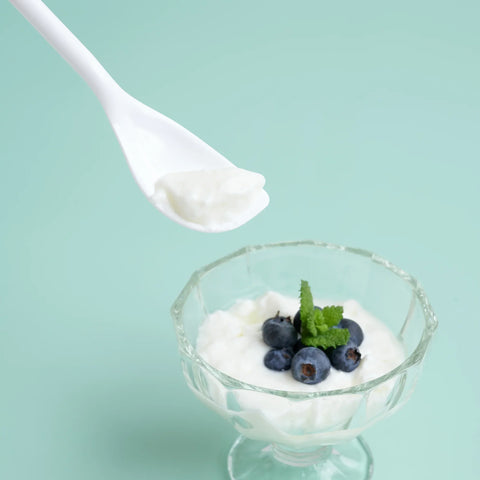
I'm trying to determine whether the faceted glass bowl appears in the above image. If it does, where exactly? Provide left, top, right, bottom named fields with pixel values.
left=171, top=241, right=437, bottom=479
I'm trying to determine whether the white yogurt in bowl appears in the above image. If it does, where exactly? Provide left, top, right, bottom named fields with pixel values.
left=195, top=291, right=406, bottom=446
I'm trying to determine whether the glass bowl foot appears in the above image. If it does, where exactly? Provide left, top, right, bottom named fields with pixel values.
left=227, top=435, right=373, bottom=480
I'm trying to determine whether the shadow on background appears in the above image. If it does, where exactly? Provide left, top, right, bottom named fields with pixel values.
left=69, top=388, right=234, bottom=480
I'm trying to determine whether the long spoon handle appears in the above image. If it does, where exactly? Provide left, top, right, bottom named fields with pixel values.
left=9, top=0, right=122, bottom=108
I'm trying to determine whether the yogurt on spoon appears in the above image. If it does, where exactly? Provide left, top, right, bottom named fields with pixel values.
left=151, top=167, right=269, bottom=232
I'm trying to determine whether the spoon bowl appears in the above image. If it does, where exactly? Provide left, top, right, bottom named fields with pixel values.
left=10, top=0, right=269, bottom=232
left=110, top=92, right=269, bottom=232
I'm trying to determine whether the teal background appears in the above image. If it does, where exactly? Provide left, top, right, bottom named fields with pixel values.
left=1, top=0, right=479, bottom=478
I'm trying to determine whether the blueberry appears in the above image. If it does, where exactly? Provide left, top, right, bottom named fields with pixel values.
left=293, top=306, right=322, bottom=333
left=291, top=347, right=331, bottom=384
left=293, top=311, right=302, bottom=333
left=262, top=315, right=298, bottom=348
left=327, top=341, right=361, bottom=372
left=336, top=318, right=364, bottom=346
left=264, top=347, right=294, bottom=371
left=293, top=338, right=307, bottom=354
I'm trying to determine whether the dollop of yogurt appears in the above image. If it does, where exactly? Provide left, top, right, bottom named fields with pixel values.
left=151, top=167, right=269, bottom=232
left=197, top=291, right=405, bottom=392
left=195, top=291, right=406, bottom=446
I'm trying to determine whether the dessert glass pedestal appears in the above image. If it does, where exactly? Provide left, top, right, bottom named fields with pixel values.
left=171, top=241, right=437, bottom=479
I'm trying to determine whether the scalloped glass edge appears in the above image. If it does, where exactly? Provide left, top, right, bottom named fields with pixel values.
left=171, top=240, right=438, bottom=399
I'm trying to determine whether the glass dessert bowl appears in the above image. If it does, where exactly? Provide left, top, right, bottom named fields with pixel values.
left=171, top=241, right=437, bottom=479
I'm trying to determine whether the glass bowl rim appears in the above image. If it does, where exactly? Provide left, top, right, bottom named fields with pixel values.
left=171, top=240, right=438, bottom=399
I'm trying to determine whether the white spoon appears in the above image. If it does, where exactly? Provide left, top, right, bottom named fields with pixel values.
left=9, top=0, right=269, bottom=232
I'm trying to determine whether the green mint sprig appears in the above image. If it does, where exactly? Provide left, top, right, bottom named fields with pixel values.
left=299, top=280, right=349, bottom=349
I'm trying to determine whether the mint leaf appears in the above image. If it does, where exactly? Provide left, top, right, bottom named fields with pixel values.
left=298, top=280, right=349, bottom=349
left=313, top=328, right=350, bottom=349
left=299, top=280, right=314, bottom=334
left=322, top=306, right=344, bottom=328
